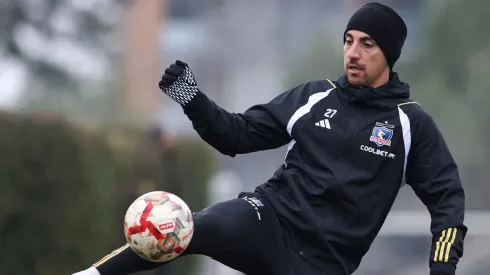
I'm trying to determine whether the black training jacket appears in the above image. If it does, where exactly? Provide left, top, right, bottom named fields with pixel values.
left=181, top=72, right=467, bottom=275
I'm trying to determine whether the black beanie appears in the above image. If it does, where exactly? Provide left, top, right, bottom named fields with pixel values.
left=343, top=2, right=407, bottom=69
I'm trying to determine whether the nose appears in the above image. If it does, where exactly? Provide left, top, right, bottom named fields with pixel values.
left=347, top=44, right=361, bottom=61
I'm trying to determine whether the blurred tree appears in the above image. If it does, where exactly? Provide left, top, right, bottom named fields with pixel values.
left=420, top=0, right=490, bottom=93
left=0, top=0, right=123, bottom=91
left=21, top=78, right=126, bottom=127
left=282, top=28, right=344, bottom=89
left=415, top=0, right=490, bottom=209
left=0, top=111, right=215, bottom=275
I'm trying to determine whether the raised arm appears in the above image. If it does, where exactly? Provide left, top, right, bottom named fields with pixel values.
left=159, top=60, right=318, bottom=157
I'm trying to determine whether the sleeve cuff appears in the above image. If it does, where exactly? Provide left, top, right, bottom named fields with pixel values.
left=430, top=262, right=456, bottom=275
left=182, top=90, right=208, bottom=110
left=182, top=90, right=213, bottom=122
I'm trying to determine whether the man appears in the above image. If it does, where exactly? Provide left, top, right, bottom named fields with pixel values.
left=73, top=2, right=467, bottom=275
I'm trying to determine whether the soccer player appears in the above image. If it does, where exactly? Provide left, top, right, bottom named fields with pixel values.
left=73, top=2, right=467, bottom=275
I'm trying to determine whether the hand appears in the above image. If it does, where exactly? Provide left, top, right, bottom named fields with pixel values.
left=158, top=60, right=199, bottom=106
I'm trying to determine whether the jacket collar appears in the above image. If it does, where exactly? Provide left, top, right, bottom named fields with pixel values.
left=335, top=72, right=410, bottom=107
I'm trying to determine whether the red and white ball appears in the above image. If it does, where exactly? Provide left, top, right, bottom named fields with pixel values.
left=124, top=191, right=194, bottom=262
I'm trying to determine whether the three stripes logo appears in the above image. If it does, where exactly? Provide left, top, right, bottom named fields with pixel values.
left=315, top=119, right=331, bottom=129
left=434, top=228, right=458, bottom=263
left=315, top=108, right=337, bottom=129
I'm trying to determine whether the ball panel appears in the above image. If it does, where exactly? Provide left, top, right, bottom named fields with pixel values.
left=133, top=198, right=148, bottom=212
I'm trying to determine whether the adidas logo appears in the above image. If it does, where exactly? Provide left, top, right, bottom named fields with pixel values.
left=315, top=119, right=331, bottom=129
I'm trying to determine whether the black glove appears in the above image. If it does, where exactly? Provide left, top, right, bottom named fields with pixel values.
left=158, top=60, right=199, bottom=106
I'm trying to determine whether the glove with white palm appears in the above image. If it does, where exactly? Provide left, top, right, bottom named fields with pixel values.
left=158, top=60, right=199, bottom=106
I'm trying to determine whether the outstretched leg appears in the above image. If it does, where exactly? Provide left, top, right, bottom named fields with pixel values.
left=73, top=192, right=290, bottom=275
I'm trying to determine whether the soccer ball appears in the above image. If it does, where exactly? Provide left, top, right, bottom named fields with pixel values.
left=124, top=191, right=194, bottom=262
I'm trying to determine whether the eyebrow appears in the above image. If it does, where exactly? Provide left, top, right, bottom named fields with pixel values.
left=345, top=33, right=374, bottom=42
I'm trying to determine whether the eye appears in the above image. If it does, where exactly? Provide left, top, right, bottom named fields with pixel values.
left=364, top=43, right=373, bottom=48
left=345, top=39, right=353, bottom=45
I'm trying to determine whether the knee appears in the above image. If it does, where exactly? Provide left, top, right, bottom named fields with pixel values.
left=191, top=203, right=245, bottom=240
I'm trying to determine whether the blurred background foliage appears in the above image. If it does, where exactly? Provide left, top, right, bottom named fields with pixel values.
left=0, top=0, right=489, bottom=274
left=0, top=111, right=214, bottom=275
